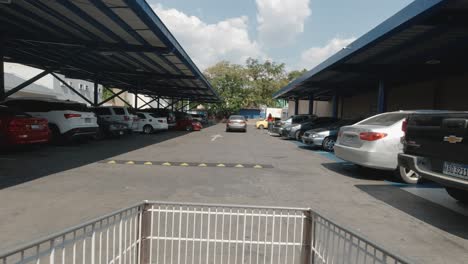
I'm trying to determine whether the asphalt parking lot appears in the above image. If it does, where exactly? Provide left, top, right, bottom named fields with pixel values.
left=0, top=123, right=467, bottom=263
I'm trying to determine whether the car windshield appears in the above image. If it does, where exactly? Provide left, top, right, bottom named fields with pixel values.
left=113, top=108, right=125, bottom=115
left=0, top=106, right=31, bottom=117
left=359, top=113, right=408, bottom=126
left=94, top=108, right=112, bottom=115
left=229, top=115, right=245, bottom=121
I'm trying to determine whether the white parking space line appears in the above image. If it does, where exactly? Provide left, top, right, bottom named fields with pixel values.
left=402, top=186, right=468, bottom=216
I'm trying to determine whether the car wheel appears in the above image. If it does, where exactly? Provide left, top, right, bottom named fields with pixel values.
left=396, top=166, right=421, bottom=184
left=322, top=137, right=336, bottom=152
left=143, top=125, right=153, bottom=134
left=259, top=125, right=264, bottom=130
left=445, top=187, right=468, bottom=203
left=295, top=130, right=303, bottom=141
left=49, top=124, right=64, bottom=145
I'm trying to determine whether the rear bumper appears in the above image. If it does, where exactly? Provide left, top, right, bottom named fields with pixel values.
left=64, top=127, right=98, bottom=138
left=6, top=132, right=50, bottom=145
left=334, top=143, right=397, bottom=170
left=227, top=124, right=246, bottom=130
left=399, top=154, right=468, bottom=191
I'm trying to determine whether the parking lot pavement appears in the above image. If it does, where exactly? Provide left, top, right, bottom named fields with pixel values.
left=0, top=124, right=467, bottom=263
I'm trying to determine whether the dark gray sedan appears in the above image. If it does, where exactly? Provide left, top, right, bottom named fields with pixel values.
left=226, top=115, right=247, bottom=132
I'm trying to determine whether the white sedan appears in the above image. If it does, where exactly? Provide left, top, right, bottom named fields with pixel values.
left=135, top=112, right=169, bottom=134
left=334, top=111, right=419, bottom=184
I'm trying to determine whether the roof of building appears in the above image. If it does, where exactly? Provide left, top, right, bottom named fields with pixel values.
left=273, top=0, right=468, bottom=100
left=0, top=0, right=220, bottom=102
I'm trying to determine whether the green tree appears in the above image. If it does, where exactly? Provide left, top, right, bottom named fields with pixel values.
left=204, top=61, right=249, bottom=117
left=287, top=69, right=308, bottom=82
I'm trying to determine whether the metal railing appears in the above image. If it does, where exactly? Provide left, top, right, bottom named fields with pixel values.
left=0, top=201, right=410, bottom=264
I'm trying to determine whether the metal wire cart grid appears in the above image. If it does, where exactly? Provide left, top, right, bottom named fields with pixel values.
left=0, top=201, right=410, bottom=264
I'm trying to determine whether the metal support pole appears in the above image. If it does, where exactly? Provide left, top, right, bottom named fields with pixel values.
left=94, top=80, right=99, bottom=106
left=332, top=95, right=338, bottom=118
left=0, top=35, right=4, bottom=101
left=171, top=97, right=175, bottom=111
left=377, top=80, right=386, bottom=113
left=308, top=95, right=314, bottom=115
left=294, top=98, right=299, bottom=115
left=157, top=97, right=160, bottom=109
left=138, top=203, right=152, bottom=264
left=301, top=210, right=313, bottom=264
left=134, top=90, right=138, bottom=109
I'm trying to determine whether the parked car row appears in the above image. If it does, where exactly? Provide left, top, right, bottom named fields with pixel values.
left=264, top=110, right=468, bottom=203
left=0, top=98, right=203, bottom=147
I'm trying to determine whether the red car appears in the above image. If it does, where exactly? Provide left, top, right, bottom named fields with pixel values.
left=174, top=112, right=203, bottom=131
left=0, top=105, right=50, bottom=146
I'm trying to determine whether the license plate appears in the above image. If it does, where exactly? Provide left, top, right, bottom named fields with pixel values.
left=31, top=124, right=42, bottom=130
left=85, top=118, right=91, bottom=123
left=443, top=162, right=468, bottom=180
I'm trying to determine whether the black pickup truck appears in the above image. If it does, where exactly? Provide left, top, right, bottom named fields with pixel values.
left=398, top=111, right=468, bottom=203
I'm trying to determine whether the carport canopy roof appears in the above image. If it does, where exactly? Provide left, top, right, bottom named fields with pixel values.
left=0, top=0, right=220, bottom=102
left=273, top=0, right=468, bottom=101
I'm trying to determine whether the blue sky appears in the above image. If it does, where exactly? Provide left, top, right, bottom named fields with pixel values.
left=148, top=0, right=413, bottom=71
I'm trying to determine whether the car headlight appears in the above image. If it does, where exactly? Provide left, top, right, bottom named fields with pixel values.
left=285, top=127, right=291, bottom=131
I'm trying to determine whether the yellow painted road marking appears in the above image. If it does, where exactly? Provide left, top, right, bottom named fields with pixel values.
left=180, top=163, right=189, bottom=166
left=254, top=165, right=263, bottom=169
left=107, top=160, right=116, bottom=164
left=217, top=164, right=226, bottom=167
left=198, top=163, right=207, bottom=167
left=126, top=161, right=135, bottom=165
left=162, top=162, right=172, bottom=166
left=235, top=164, right=244, bottom=168
left=144, top=162, right=153, bottom=165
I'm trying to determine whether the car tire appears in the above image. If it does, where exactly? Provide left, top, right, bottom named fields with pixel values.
left=396, top=166, right=421, bottom=184
left=295, top=130, right=303, bottom=141
left=445, top=187, right=468, bottom=203
left=322, top=137, right=336, bottom=152
left=143, top=125, right=153, bottom=134
left=49, top=124, right=64, bottom=145
left=258, top=125, right=264, bottom=130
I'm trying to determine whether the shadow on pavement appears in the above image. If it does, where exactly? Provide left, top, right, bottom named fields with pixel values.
left=0, top=129, right=198, bottom=189
left=356, top=184, right=468, bottom=239
left=321, top=162, right=397, bottom=182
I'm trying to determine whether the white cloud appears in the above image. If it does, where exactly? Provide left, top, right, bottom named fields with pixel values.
left=152, top=4, right=263, bottom=70
left=256, top=0, right=311, bottom=47
left=299, top=37, right=356, bottom=70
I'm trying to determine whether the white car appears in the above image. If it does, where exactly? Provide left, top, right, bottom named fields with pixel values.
left=3, top=98, right=98, bottom=142
left=135, top=112, right=168, bottom=134
left=334, top=111, right=419, bottom=184
left=93, top=106, right=138, bottom=132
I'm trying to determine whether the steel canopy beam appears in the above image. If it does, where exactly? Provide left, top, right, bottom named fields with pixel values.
left=51, top=73, right=94, bottom=106
left=4, top=68, right=53, bottom=99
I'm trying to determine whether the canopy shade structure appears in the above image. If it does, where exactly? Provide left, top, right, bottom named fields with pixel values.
left=0, top=0, right=220, bottom=103
left=273, top=0, right=468, bottom=101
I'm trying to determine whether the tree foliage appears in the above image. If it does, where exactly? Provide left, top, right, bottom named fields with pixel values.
left=204, top=58, right=307, bottom=117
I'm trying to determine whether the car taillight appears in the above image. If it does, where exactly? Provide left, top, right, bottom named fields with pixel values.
left=124, top=116, right=130, bottom=121
left=8, top=119, right=25, bottom=131
left=402, top=119, right=408, bottom=134
left=64, top=113, right=81, bottom=119
left=359, top=132, right=387, bottom=141
left=158, top=120, right=163, bottom=123
left=133, top=117, right=139, bottom=121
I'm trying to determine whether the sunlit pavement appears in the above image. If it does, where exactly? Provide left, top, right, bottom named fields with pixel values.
left=0, top=124, right=467, bottom=263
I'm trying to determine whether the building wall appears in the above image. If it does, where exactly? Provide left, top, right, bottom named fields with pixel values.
left=287, top=99, right=333, bottom=117
left=341, top=90, right=378, bottom=119
left=314, top=101, right=333, bottom=117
